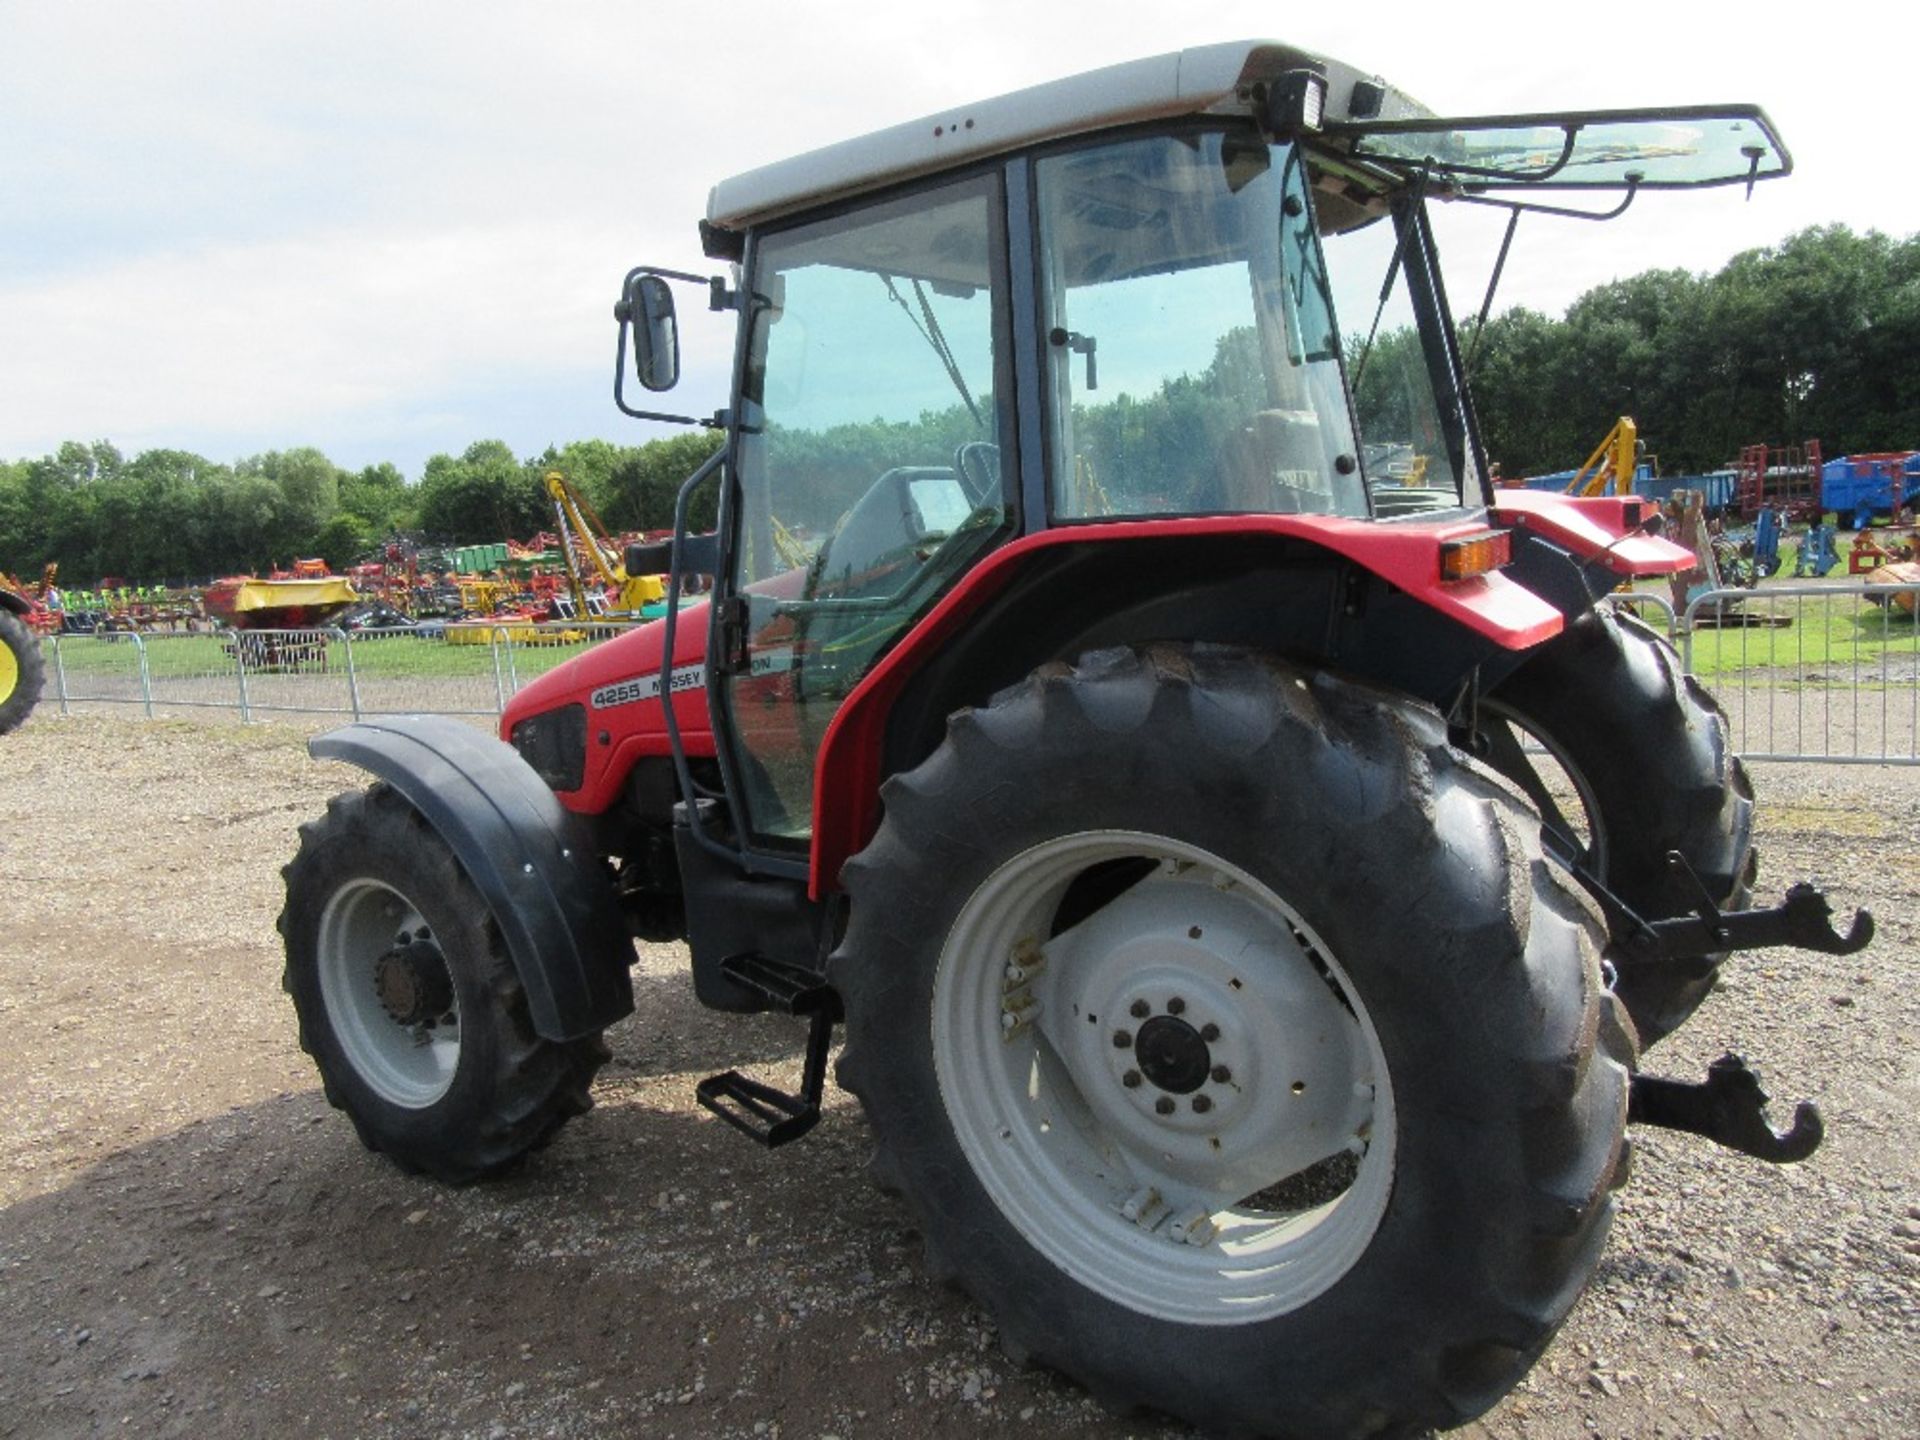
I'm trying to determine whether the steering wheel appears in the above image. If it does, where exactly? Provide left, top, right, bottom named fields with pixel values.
left=954, top=441, right=1001, bottom=506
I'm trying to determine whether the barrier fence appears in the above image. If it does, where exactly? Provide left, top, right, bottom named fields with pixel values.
left=1680, top=582, right=1920, bottom=765
left=41, top=585, right=1920, bottom=764
left=46, top=622, right=635, bottom=730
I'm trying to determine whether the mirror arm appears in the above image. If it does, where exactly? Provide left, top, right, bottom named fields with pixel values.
left=611, top=316, right=725, bottom=426
left=613, top=263, right=733, bottom=425
left=1447, top=179, right=1640, bottom=224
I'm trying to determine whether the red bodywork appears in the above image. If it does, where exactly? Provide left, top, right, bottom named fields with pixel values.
left=501, top=495, right=1692, bottom=895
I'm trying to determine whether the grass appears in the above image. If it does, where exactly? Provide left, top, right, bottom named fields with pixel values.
left=46, top=628, right=600, bottom=685
left=41, top=567, right=1920, bottom=691
left=1675, top=591, right=1920, bottom=679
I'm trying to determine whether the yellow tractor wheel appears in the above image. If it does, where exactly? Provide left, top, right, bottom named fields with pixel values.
left=0, top=609, right=47, bottom=735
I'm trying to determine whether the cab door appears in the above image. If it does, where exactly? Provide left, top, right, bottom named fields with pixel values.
left=714, top=171, right=1014, bottom=856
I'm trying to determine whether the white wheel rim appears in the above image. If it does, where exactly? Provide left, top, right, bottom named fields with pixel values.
left=316, top=878, right=461, bottom=1108
left=933, top=831, right=1396, bottom=1325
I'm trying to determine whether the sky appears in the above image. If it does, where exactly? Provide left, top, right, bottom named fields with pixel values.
left=1, top=0, right=1909, bottom=480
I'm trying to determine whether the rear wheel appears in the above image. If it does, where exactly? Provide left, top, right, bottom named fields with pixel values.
left=1479, top=606, right=1755, bottom=1044
left=279, top=784, right=607, bottom=1182
left=833, top=646, right=1633, bottom=1439
left=0, top=610, right=46, bottom=735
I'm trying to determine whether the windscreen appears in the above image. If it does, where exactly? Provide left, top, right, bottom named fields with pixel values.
left=1339, top=105, right=1789, bottom=190
left=1036, top=132, right=1365, bottom=520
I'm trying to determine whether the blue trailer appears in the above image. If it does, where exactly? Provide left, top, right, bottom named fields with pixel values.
left=1635, top=471, right=1736, bottom=516
left=1821, top=453, right=1914, bottom=527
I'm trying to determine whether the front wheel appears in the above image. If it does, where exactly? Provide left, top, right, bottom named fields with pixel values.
left=1478, top=607, right=1755, bottom=1044
left=833, top=646, right=1634, bottom=1438
left=279, top=784, right=607, bottom=1182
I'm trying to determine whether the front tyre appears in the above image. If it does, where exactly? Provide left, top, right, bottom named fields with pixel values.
left=833, top=646, right=1634, bottom=1439
left=279, top=784, right=607, bottom=1182
left=1480, top=607, right=1755, bottom=1044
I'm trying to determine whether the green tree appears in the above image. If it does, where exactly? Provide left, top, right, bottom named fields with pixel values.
left=417, top=440, right=548, bottom=543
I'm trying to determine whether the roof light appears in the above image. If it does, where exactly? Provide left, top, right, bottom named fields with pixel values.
left=1266, top=71, right=1328, bottom=137
left=1440, top=529, right=1513, bottom=582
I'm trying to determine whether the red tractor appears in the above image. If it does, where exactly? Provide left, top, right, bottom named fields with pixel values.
left=279, top=43, right=1871, bottom=1438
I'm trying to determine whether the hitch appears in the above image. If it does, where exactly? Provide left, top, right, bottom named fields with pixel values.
left=1629, top=1053, right=1822, bottom=1163
left=1588, top=851, right=1873, bottom=970
left=1644, top=854, right=1874, bottom=962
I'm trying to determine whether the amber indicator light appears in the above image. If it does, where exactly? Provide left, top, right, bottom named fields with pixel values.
left=1439, top=529, right=1513, bottom=582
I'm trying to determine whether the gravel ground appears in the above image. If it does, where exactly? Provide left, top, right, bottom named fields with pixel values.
left=0, top=713, right=1915, bottom=1439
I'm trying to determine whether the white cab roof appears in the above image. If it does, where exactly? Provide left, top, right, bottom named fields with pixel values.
left=707, top=40, right=1431, bottom=231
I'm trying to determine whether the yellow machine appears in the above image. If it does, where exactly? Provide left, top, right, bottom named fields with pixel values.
left=543, top=470, right=666, bottom=617
left=1567, top=416, right=1641, bottom=497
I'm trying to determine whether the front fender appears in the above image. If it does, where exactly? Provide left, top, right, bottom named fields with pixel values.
left=310, top=716, right=634, bottom=1041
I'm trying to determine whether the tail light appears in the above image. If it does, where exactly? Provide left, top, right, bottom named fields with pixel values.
left=1440, top=529, right=1513, bottom=582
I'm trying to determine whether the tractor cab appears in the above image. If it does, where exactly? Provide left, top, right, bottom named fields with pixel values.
left=617, top=41, right=1788, bottom=862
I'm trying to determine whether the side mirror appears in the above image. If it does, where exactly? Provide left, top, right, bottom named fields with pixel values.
left=612, top=265, right=730, bottom=426
left=623, top=274, right=680, bottom=392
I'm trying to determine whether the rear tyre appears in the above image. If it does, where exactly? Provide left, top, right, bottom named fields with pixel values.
left=279, top=783, right=607, bottom=1182
left=0, top=610, right=46, bottom=735
left=833, top=645, right=1633, bottom=1439
left=1480, top=607, right=1755, bottom=1044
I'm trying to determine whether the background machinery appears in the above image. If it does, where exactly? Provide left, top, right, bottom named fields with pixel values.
left=277, top=44, right=1871, bottom=1439
left=0, top=572, right=46, bottom=733
left=543, top=468, right=666, bottom=619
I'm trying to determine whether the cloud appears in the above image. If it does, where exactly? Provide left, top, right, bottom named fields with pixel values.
left=0, top=0, right=1906, bottom=473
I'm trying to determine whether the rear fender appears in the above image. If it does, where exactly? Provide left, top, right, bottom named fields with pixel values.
left=1490, top=490, right=1695, bottom=575
left=807, top=513, right=1567, bottom=896
left=310, top=716, right=634, bottom=1041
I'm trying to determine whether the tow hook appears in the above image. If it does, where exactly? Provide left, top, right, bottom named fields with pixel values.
left=1638, top=855, right=1875, bottom=964
left=1580, top=852, right=1874, bottom=970
left=1629, top=1053, right=1822, bottom=1163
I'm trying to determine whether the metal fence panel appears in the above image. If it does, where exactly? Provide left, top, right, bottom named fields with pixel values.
left=42, top=591, right=1920, bottom=770
left=45, top=630, right=158, bottom=717
left=1683, top=582, right=1920, bottom=764
left=223, top=628, right=357, bottom=722
left=500, top=620, right=639, bottom=697
left=342, top=626, right=511, bottom=720
left=1607, top=591, right=1677, bottom=639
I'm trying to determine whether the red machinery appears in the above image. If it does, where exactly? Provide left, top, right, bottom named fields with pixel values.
left=1735, top=439, right=1823, bottom=519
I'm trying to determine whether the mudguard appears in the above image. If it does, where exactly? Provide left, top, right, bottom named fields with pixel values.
left=309, top=715, right=634, bottom=1041
left=0, top=590, right=30, bottom=616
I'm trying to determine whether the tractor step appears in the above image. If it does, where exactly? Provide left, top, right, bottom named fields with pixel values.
left=696, top=955, right=840, bottom=1149
left=715, top=952, right=839, bottom=1017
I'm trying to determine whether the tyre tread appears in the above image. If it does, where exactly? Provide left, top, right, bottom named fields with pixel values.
left=279, top=784, right=606, bottom=1184
left=834, top=644, right=1634, bottom=1439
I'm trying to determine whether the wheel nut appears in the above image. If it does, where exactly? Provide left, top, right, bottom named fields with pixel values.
left=1129, top=999, right=1151, bottom=1019
left=1167, top=997, right=1186, bottom=1015
left=1155, top=1096, right=1176, bottom=1116
left=1200, top=1023, right=1220, bottom=1042
left=1122, top=1070, right=1142, bottom=1089
left=1211, top=1065, right=1232, bottom=1084
left=1112, top=1029, right=1133, bottom=1049
left=1192, top=1095, right=1213, bottom=1114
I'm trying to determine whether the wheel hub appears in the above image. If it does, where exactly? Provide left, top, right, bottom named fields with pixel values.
left=1132, top=1015, right=1211, bottom=1094
left=374, top=934, right=453, bottom=1026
